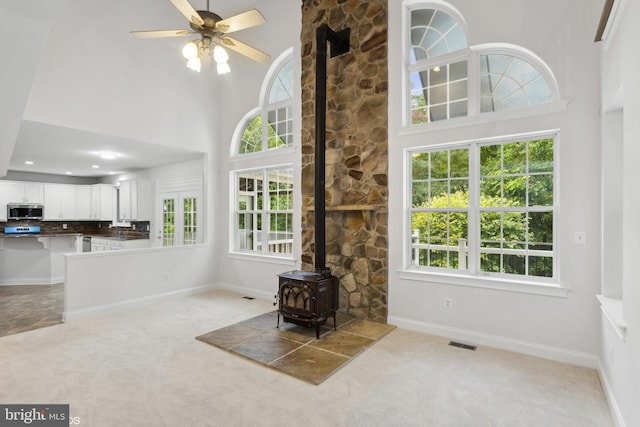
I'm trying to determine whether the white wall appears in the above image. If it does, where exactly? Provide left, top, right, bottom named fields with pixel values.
left=387, top=0, right=603, bottom=367
left=599, top=1, right=640, bottom=425
left=22, top=0, right=217, bottom=153
left=64, top=245, right=213, bottom=320
left=0, top=0, right=66, bottom=176
left=215, top=1, right=302, bottom=299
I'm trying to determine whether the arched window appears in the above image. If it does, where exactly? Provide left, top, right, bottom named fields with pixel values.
left=402, top=2, right=561, bottom=287
left=479, top=53, right=555, bottom=113
left=236, top=55, right=294, bottom=155
left=406, top=3, right=558, bottom=126
left=408, top=5, right=469, bottom=124
left=410, top=7, right=467, bottom=62
left=231, top=49, right=296, bottom=258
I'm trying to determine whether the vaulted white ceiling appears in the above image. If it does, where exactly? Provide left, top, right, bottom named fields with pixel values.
left=0, top=0, right=282, bottom=178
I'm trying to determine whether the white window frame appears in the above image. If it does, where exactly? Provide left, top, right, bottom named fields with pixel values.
left=228, top=48, right=297, bottom=265
left=400, top=131, right=568, bottom=298
left=403, top=2, right=561, bottom=129
left=231, top=165, right=294, bottom=259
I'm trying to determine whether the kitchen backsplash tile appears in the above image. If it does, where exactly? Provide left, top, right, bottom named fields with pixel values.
left=0, top=221, right=150, bottom=239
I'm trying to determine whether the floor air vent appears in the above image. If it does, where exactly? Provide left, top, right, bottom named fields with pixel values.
left=448, top=341, right=477, bottom=351
left=242, top=296, right=255, bottom=300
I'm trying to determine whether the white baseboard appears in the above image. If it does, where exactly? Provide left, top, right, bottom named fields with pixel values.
left=215, top=282, right=276, bottom=303
left=63, top=284, right=218, bottom=322
left=0, top=277, right=64, bottom=285
left=389, top=315, right=599, bottom=369
left=597, top=359, right=628, bottom=427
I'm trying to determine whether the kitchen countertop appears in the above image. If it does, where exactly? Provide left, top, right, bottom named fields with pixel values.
left=85, top=234, right=150, bottom=241
left=0, top=232, right=83, bottom=238
left=0, top=233, right=149, bottom=241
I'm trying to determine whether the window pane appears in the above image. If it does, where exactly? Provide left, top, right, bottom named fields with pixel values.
left=480, top=54, right=554, bottom=113
left=410, top=9, right=467, bottom=63
left=267, top=106, right=293, bottom=149
left=528, top=139, right=554, bottom=172
left=410, top=61, right=468, bottom=124
left=268, top=59, right=294, bottom=104
left=163, top=199, right=175, bottom=247
left=478, top=139, right=554, bottom=278
left=239, top=116, right=262, bottom=154
left=410, top=147, right=470, bottom=270
left=529, top=174, right=553, bottom=206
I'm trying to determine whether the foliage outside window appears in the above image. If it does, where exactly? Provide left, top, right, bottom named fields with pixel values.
left=163, top=199, right=175, bottom=247
left=183, top=197, right=197, bottom=245
left=410, top=137, right=555, bottom=280
left=408, top=6, right=556, bottom=126
left=238, top=58, right=294, bottom=155
left=235, top=168, right=294, bottom=256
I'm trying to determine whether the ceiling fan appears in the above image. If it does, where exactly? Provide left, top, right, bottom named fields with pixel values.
left=131, top=0, right=270, bottom=74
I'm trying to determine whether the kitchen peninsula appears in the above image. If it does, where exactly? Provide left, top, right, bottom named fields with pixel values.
left=0, top=222, right=150, bottom=285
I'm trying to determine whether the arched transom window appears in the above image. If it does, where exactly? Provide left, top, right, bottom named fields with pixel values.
left=406, top=4, right=558, bottom=126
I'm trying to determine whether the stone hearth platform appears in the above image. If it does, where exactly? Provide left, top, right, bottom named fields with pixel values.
left=196, top=311, right=395, bottom=385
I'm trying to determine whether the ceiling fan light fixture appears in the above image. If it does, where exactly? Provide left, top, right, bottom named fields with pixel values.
left=213, top=45, right=230, bottom=75
left=182, top=41, right=198, bottom=59
left=216, top=62, right=231, bottom=75
left=186, top=57, right=201, bottom=72
left=213, top=45, right=229, bottom=63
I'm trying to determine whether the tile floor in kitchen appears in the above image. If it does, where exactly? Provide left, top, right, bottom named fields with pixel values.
left=0, top=283, right=63, bottom=337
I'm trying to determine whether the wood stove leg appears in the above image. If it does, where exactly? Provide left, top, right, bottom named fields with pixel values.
left=277, top=312, right=280, bottom=329
left=315, top=323, right=320, bottom=339
left=333, top=313, right=337, bottom=331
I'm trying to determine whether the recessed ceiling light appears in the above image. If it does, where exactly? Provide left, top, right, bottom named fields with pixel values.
left=24, top=161, right=34, bottom=165
left=92, top=165, right=100, bottom=169
left=99, top=151, right=118, bottom=160
left=108, top=171, right=116, bottom=175
left=65, top=171, right=73, bottom=175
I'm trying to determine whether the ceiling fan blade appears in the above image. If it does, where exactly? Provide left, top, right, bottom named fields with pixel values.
left=216, top=9, right=266, bottom=34
left=221, top=37, right=270, bottom=64
left=170, top=0, right=204, bottom=27
left=130, top=29, right=194, bottom=39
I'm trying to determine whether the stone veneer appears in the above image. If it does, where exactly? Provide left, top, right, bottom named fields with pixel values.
left=300, top=0, right=388, bottom=322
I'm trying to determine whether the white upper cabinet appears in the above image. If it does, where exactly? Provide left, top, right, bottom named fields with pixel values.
left=5, top=182, right=44, bottom=204
left=44, top=184, right=77, bottom=220
left=90, top=184, right=113, bottom=221
left=76, top=185, right=92, bottom=220
left=119, top=179, right=153, bottom=221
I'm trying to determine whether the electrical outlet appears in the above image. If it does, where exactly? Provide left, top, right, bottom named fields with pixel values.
left=444, top=298, right=453, bottom=309
left=609, top=346, right=614, bottom=366
left=575, top=232, right=586, bottom=244
left=62, top=223, right=67, bottom=230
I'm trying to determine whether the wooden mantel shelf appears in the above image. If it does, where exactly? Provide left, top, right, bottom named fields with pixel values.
left=305, top=204, right=377, bottom=211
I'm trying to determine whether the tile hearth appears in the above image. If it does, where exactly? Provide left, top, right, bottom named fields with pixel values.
left=196, top=311, right=395, bottom=384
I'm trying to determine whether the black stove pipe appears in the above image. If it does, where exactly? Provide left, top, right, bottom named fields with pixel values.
left=314, top=24, right=350, bottom=273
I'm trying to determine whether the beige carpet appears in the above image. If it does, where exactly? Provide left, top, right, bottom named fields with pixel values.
left=0, top=289, right=614, bottom=427
left=197, top=311, right=395, bottom=384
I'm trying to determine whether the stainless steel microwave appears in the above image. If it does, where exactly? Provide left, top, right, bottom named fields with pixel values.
left=7, top=203, right=44, bottom=220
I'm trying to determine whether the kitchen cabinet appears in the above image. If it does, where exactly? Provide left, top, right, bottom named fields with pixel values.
left=5, top=181, right=44, bottom=204
left=90, top=237, right=150, bottom=252
left=119, top=179, right=153, bottom=221
left=90, top=184, right=114, bottom=221
left=76, top=186, right=92, bottom=220
left=44, top=184, right=77, bottom=220
left=0, top=182, right=6, bottom=221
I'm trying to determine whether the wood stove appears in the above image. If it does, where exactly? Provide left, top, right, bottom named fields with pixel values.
left=276, top=24, right=350, bottom=339
left=277, top=270, right=338, bottom=338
